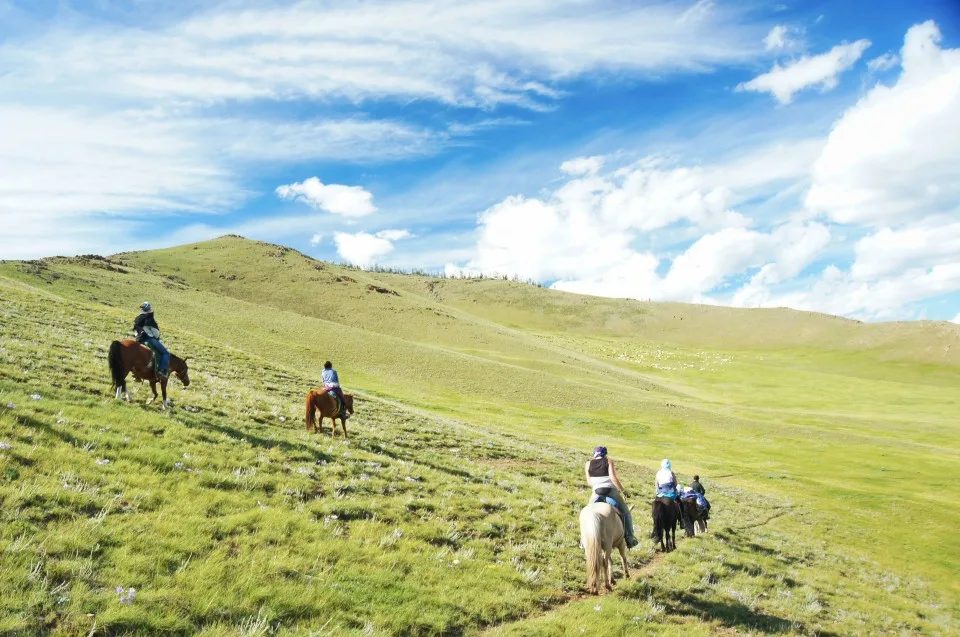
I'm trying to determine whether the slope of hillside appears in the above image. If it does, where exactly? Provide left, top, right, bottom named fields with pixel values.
left=1, top=235, right=958, bottom=633
left=1, top=271, right=955, bottom=636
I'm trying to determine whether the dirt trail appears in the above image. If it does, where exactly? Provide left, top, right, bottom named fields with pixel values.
left=476, top=550, right=668, bottom=636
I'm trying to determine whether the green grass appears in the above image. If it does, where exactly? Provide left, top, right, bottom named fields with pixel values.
left=1, top=235, right=958, bottom=635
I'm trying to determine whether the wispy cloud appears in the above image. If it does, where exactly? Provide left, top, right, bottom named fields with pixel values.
left=737, top=39, right=871, bottom=104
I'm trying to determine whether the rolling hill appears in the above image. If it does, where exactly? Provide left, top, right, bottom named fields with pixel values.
left=1, top=235, right=957, bottom=635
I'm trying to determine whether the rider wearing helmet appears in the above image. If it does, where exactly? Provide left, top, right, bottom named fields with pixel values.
left=133, top=302, right=169, bottom=379
left=584, top=446, right=639, bottom=548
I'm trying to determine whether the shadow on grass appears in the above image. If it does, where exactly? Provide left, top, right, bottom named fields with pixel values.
left=620, top=579, right=838, bottom=636
left=198, top=420, right=334, bottom=464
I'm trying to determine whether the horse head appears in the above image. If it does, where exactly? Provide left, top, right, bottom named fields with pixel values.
left=172, top=356, right=191, bottom=386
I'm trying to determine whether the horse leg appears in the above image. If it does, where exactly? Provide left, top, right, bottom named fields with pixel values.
left=147, top=381, right=158, bottom=404
left=161, top=378, right=169, bottom=409
left=341, top=417, right=348, bottom=440
left=604, top=548, right=614, bottom=591
left=617, top=539, right=630, bottom=580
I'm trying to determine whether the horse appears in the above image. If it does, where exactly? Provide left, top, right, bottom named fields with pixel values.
left=579, top=502, right=629, bottom=594
left=108, top=340, right=190, bottom=409
left=680, top=497, right=708, bottom=537
left=305, top=389, right=354, bottom=439
left=651, top=497, right=678, bottom=552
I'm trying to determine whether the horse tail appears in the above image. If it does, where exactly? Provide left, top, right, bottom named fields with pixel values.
left=652, top=500, right=663, bottom=544
left=580, top=506, right=605, bottom=591
left=108, top=341, right=126, bottom=392
left=305, top=391, right=317, bottom=431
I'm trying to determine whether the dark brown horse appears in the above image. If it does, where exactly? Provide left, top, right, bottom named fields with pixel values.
left=305, top=389, right=354, bottom=439
left=108, top=340, right=190, bottom=409
left=651, top=497, right=678, bottom=552
left=680, top=497, right=708, bottom=537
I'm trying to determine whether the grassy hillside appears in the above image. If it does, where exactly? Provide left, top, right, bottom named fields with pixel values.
left=1, top=235, right=958, bottom=634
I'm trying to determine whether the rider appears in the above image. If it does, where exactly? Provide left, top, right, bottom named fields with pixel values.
left=322, top=361, right=350, bottom=420
left=133, top=302, right=169, bottom=378
left=654, top=458, right=686, bottom=528
left=584, top=446, right=639, bottom=548
left=691, top=474, right=711, bottom=518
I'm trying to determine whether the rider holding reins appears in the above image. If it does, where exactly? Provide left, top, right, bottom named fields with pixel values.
left=133, top=302, right=169, bottom=379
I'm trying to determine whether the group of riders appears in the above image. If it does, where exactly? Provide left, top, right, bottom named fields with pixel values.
left=133, top=302, right=708, bottom=547
left=586, top=446, right=711, bottom=548
left=133, top=301, right=352, bottom=420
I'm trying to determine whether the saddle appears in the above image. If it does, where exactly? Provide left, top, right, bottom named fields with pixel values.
left=326, top=390, right=346, bottom=415
left=592, top=488, right=624, bottom=520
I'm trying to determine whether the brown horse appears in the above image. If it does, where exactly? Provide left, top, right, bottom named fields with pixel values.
left=305, top=389, right=354, bottom=438
left=108, top=340, right=190, bottom=409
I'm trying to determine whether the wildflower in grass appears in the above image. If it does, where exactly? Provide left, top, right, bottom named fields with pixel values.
left=95, top=458, right=110, bottom=466
left=116, top=586, right=136, bottom=604
left=5, top=403, right=14, bottom=409
left=31, top=393, right=41, bottom=400
left=0, top=442, right=10, bottom=450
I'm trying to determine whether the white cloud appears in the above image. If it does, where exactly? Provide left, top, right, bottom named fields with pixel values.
left=560, top=156, right=605, bottom=176
left=733, top=263, right=960, bottom=320
left=310, top=233, right=324, bottom=246
left=805, top=20, right=960, bottom=226
left=763, top=25, right=800, bottom=51
left=851, top=223, right=960, bottom=280
left=867, top=52, right=899, bottom=73
left=737, top=39, right=871, bottom=103
left=333, top=229, right=412, bottom=267
left=452, top=143, right=826, bottom=301
left=276, top=178, right=377, bottom=217
left=0, top=0, right=775, bottom=259
left=4, top=1, right=765, bottom=112
left=952, top=313, right=960, bottom=324
left=376, top=229, right=413, bottom=241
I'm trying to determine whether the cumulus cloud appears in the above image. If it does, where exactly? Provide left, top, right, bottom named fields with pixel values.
left=737, top=39, right=871, bottom=103
left=448, top=142, right=827, bottom=302
left=952, top=313, right=960, bottom=324
left=851, top=223, right=960, bottom=280
left=276, top=178, right=377, bottom=217
left=333, top=229, right=412, bottom=267
left=733, top=263, right=960, bottom=321
left=805, top=20, right=960, bottom=226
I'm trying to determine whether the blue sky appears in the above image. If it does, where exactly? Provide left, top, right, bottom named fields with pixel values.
left=2, top=0, right=959, bottom=322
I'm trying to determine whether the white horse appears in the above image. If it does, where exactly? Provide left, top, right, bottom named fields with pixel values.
left=579, top=502, right=630, bottom=593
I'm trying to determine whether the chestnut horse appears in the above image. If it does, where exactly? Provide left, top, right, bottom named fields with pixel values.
left=305, top=389, right=354, bottom=439
left=108, top=340, right=190, bottom=409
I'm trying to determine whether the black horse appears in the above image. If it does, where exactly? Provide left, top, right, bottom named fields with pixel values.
left=651, top=497, right=679, bottom=552
left=680, top=497, right=709, bottom=537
